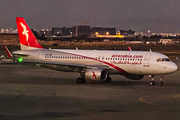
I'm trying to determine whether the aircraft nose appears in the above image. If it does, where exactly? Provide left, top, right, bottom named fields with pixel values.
left=169, top=63, right=178, bottom=73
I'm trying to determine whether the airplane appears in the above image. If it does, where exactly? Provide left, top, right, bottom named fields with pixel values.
left=12, top=17, right=178, bottom=86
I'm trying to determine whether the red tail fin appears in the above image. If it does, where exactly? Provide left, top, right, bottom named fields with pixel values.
left=16, top=17, right=43, bottom=50
left=3, top=45, right=12, bottom=58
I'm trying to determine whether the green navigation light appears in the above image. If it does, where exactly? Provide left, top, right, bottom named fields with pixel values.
left=18, top=57, right=23, bottom=62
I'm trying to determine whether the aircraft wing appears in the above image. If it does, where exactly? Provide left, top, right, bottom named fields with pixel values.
left=23, top=59, right=109, bottom=72
left=13, top=53, right=29, bottom=57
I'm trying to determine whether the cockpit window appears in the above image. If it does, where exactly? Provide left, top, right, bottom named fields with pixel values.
left=164, top=58, right=170, bottom=61
left=157, top=58, right=170, bottom=62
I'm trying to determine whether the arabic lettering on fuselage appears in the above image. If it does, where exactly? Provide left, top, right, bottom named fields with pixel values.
left=112, top=54, right=143, bottom=58
left=110, top=60, right=142, bottom=65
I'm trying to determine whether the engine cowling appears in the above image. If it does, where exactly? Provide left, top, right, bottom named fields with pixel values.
left=125, top=74, right=144, bottom=80
left=85, top=69, right=107, bottom=81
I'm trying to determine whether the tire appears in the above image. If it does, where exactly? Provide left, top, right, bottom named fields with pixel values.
left=149, top=81, right=155, bottom=86
left=103, top=76, right=112, bottom=83
left=76, top=77, right=86, bottom=84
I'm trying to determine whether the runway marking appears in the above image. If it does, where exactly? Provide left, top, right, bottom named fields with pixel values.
left=139, top=96, right=159, bottom=106
left=139, top=94, right=180, bottom=106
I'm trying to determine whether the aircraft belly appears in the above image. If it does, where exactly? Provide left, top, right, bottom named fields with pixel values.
left=117, top=64, right=139, bottom=74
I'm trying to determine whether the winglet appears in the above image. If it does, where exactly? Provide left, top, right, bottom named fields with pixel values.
left=128, top=46, right=132, bottom=51
left=3, top=45, right=13, bottom=58
left=16, top=17, right=43, bottom=50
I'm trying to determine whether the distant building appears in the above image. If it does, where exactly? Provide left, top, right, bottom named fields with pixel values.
left=62, top=27, right=72, bottom=36
left=39, top=29, right=52, bottom=36
left=159, top=39, right=179, bottom=44
left=105, top=28, right=116, bottom=35
left=52, top=28, right=62, bottom=35
left=72, top=25, right=90, bottom=37
left=1, top=28, right=18, bottom=34
left=120, top=29, right=135, bottom=37
left=91, top=27, right=116, bottom=36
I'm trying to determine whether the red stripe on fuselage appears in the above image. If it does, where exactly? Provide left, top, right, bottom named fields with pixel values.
left=49, top=50, right=129, bottom=75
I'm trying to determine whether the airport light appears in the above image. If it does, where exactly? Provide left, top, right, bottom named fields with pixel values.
left=106, top=32, right=109, bottom=35
left=18, top=57, right=23, bottom=62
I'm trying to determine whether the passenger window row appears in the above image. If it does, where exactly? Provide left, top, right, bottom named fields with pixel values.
left=45, top=55, right=142, bottom=61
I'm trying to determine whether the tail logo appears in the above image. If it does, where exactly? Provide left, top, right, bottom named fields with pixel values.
left=20, top=22, right=30, bottom=46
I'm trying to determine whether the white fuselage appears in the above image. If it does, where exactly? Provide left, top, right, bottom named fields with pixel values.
left=13, top=49, right=178, bottom=75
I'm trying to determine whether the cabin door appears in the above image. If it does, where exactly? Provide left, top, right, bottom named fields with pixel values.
left=36, top=51, right=42, bottom=61
left=143, top=54, right=151, bottom=67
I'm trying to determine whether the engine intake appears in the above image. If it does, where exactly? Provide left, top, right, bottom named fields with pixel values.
left=85, top=69, right=107, bottom=81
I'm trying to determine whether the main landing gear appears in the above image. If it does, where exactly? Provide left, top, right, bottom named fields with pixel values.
left=103, top=76, right=112, bottom=83
left=76, top=76, right=112, bottom=83
left=76, top=77, right=86, bottom=83
left=148, top=75, right=164, bottom=86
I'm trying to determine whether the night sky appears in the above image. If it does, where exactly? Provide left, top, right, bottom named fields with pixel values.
left=0, top=0, right=180, bottom=32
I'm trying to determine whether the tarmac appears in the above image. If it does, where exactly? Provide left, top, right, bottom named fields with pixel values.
left=0, top=64, right=180, bottom=120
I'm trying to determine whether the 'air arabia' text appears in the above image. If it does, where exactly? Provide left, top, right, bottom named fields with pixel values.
left=112, top=54, right=143, bottom=58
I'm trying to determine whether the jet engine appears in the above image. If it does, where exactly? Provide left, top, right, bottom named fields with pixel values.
left=125, top=74, right=144, bottom=80
left=85, top=69, right=107, bottom=81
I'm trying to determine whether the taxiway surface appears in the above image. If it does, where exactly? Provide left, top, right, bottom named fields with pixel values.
left=0, top=64, right=180, bottom=120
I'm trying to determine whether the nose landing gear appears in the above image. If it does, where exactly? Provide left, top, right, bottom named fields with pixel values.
left=149, top=75, right=155, bottom=86
left=160, top=77, right=163, bottom=86
left=148, top=75, right=164, bottom=86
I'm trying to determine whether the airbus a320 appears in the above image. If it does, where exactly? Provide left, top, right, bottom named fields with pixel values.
left=12, top=17, right=177, bottom=86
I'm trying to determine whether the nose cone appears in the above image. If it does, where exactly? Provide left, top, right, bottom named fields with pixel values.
left=169, top=63, right=178, bottom=73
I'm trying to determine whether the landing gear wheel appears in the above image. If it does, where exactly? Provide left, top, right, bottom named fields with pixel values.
left=160, top=81, right=163, bottom=86
left=76, top=77, right=86, bottom=84
left=160, top=77, right=163, bottom=86
left=149, top=81, right=155, bottom=86
left=103, top=76, right=111, bottom=83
